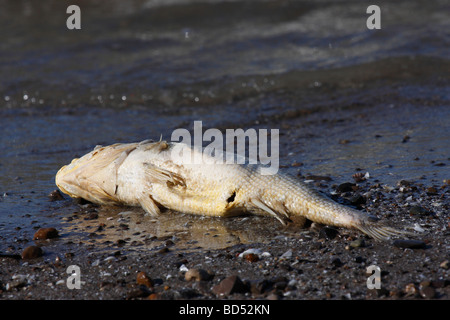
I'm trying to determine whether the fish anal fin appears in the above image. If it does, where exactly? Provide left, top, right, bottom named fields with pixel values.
left=251, top=198, right=292, bottom=225
left=139, top=195, right=161, bottom=216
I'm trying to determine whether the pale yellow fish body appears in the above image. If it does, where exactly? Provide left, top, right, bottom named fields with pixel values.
left=56, top=140, right=409, bottom=241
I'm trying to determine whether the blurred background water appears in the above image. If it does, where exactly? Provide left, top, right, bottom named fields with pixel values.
left=0, top=0, right=448, bottom=251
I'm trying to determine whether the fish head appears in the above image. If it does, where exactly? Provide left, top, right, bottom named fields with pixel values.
left=55, top=143, right=135, bottom=205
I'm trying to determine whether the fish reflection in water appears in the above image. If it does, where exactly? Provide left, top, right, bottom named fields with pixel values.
left=62, top=206, right=304, bottom=252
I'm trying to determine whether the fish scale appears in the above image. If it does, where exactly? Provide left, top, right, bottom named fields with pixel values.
left=56, top=140, right=413, bottom=241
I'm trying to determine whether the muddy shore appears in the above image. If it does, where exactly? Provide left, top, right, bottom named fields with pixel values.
left=1, top=84, right=448, bottom=301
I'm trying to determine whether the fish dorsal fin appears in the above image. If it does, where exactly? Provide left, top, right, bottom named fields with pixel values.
left=138, top=140, right=169, bottom=152
left=143, top=163, right=186, bottom=188
left=250, top=198, right=292, bottom=225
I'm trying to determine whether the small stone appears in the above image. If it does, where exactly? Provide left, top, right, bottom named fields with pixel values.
left=397, top=180, right=412, bottom=187
left=336, top=182, right=356, bottom=193
left=212, top=275, right=248, bottom=296
left=136, top=271, right=153, bottom=288
left=331, top=257, right=343, bottom=268
left=147, top=293, right=160, bottom=300
left=404, top=283, right=418, bottom=296
left=266, top=293, right=280, bottom=300
left=185, top=268, right=213, bottom=282
left=21, top=246, right=43, bottom=259
left=419, top=280, right=430, bottom=290
left=426, top=187, right=437, bottom=195
left=238, top=248, right=262, bottom=259
left=250, top=279, right=273, bottom=295
left=127, top=286, right=151, bottom=299
left=33, top=227, right=59, bottom=240
left=352, top=173, right=366, bottom=182
left=393, top=239, right=426, bottom=249
left=439, top=260, right=449, bottom=269
left=402, top=135, right=410, bottom=143
left=244, top=253, right=259, bottom=262
left=350, top=239, right=365, bottom=248
left=280, top=249, right=293, bottom=259
left=318, top=227, right=339, bottom=240
left=420, top=286, right=435, bottom=299
left=409, top=206, right=428, bottom=216
left=348, top=193, right=366, bottom=205
left=6, top=275, right=27, bottom=291
left=48, top=189, right=64, bottom=201
left=179, top=264, right=189, bottom=272
left=85, top=212, right=98, bottom=220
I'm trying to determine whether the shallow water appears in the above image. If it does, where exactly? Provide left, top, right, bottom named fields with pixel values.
left=0, top=0, right=448, bottom=254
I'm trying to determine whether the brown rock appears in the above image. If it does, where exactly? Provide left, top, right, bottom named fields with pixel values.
left=393, top=239, right=426, bottom=249
left=147, top=293, right=160, bottom=300
left=420, top=286, right=436, bottom=299
left=185, top=268, right=214, bottom=281
left=136, top=271, right=153, bottom=288
left=404, top=283, right=419, bottom=296
left=33, top=227, right=59, bottom=240
left=244, top=253, right=259, bottom=263
left=212, top=275, right=248, bottom=296
left=426, top=187, right=437, bottom=194
left=48, top=189, right=64, bottom=201
left=21, top=246, right=43, bottom=259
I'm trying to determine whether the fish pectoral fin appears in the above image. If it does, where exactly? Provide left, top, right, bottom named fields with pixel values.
left=143, top=163, right=186, bottom=188
left=81, top=182, right=118, bottom=205
left=250, top=198, right=292, bottom=225
left=139, top=195, right=161, bottom=216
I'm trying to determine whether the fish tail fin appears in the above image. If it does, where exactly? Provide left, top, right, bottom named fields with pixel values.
left=354, top=216, right=416, bottom=241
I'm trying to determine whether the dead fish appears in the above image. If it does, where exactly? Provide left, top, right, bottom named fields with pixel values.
left=56, top=140, right=412, bottom=241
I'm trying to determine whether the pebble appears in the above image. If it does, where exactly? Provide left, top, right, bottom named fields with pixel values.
left=33, top=227, right=59, bottom=240
left=419, top=284, right=435, bottom=299
left=426, top=187, right=437, bottom=195
left=280, top=249, right=293, bottom=260
left=6, top=274, right=28, bottom=291
left=136, top=271, right=153, bottom=288
left=330, top=257, right=343, bottom=268
left=318, top=227, right=339, bottom=240
left=439, top=260, right=449, bottom=269
left=393, top=239, right=426, bottom=249
left=348, top=193, right=366, bottom=205
left=238, top=248, right=262, bottom=259
left=244, top=253, right=259, bottom=262
left=184, top=268, right=214, bottom=282
left=48, top=189, right=64, bottom=201
left=21, top=246, right=43, bottom=259
left=404, top=283, right=418, bottom=296
left=349, top=239, right=365, bottom=248
left=336, top=182, right=356, bottom=193
left=212, top=275, right=248, bottom=296
left=409, top=205, right=428, bottom=216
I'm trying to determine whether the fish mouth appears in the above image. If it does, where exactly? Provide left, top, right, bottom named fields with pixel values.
left=55, top=163, right=80, bottom=199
